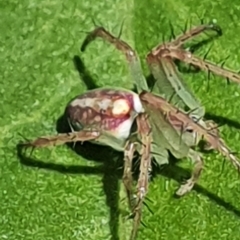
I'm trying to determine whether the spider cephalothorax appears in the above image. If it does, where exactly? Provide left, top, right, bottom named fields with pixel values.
left=18, top=22, right=240, bottom=240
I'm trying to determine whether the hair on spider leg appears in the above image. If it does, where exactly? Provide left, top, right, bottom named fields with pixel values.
left=66, top=121, right=77, bottom=149
left=193, top=128, right=200, bottom=146
left=166, top=91, right=178, bottom=105
left=133, top=157, right=141, bottom=173
left=144, top=35, right=154, bottom=53
left=90, top=15, right=105, bottom=29
left=218, top=55, right=231, bottom=68
left=116, top=165, right=124, bottom=171
left=133, top=151, right=139, bottom=160
left=161, top=33, right=167, bottom=48
left=187, top=36, right=217, bottom=56
left=150, top=155, right=163, bottom=168
left=185, top=110, right=203, bottom=121
left=202, top=44, right=214, bottom=61
left=197, top=44, right=215, bottom=89
left=140, top=219, right=148, bottom=228
left=144, top=196, right=154, bottom=204
left=219, top=157, right=227, bottom=176
left=17, top=133, right=38, bottom=156
left=147, top=128, right=152, bottom=137
left=135, top=137, right=147, bottom=149
left=184, top=17, right=192, bottom=33
left=207, top=72, right=212, bottom=92
left=168, top=20, right=176, bottom=41
left=119, top=195, right=129, bottom=204
left=29, top=146, right=36, bottom=157
left=116, top=17, right=126, bottom=39
left=207, top=123, right=225, bottom=132
left=71, top=140, right=77, bottom=149
left=227, top=153, right=240, bottom=176
left=195, top=12, right=205, bottom=25
left=236, top=162, right=240, bottom=177
left=78, top=29, right=93, bottom=36
left=17, top=141, right=36, bottom=158
left=217, top=56, right=232, bottom=85
left=90, top=16, right=99, bottom=28
left=177, top=17, right=191, bottom=35
left=161, top=111, right=169, bottom=121
left=126, top=210, right=136, bottom=220
left=17, top=132, right=32, bottom=143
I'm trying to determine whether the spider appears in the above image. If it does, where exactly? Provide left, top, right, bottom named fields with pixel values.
left=18, top=22, right=240, bottom=239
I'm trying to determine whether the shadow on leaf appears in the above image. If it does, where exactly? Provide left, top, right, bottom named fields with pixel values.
left=17, top=52, right=240, bottom=240
left=17, top=122, right=124, bottom=240
left=155, top=158, right=240, bottom=217
left=205, top=112, right=240, bottom=130
left=73, top=55, right=99, bottom=90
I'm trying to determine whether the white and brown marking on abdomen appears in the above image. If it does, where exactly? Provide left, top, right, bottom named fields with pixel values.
left=66, top=88, right=144, bottom=140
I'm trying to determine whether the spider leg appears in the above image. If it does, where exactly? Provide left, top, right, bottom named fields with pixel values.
left=175, top=149, right=203, bottom=196
left=158, top=48, right=240, bottom=85
left=147, top=48, right=205, bottom=120
left=130, top=114, right=152, bottom=240
left=140, top=92, right=240, bottom=174
left=161, top=22, right=222, bottom=49
left=18, top=130, right=100, bottom=148
left=122, top=141, right=136, bottom=211
left=146, top=22, right=240, bottom=119
left=81, top=26, right=148, bottom=93
left=202, top=120, right=220, bottom=150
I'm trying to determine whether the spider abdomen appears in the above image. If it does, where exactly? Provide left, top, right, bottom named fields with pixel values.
left=66, top=87, right=144, bottom=150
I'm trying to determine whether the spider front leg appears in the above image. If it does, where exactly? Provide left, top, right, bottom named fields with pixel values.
left=81, top=26, right=148, bottom=93
left=162, top=48, right=240, bottom=84
left=145, top=23, right=221, bottom=119
left=146, top=22, right=221, bottom=119
left=163, top=21, right=222, bottom=49
left=146, top=22, right=240, bottom=125
left=18, top=130, right=100, bottom=149
left=150, top=22, right=240, bottom=85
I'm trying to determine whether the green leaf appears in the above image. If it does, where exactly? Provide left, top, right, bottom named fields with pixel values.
left=1, top=0, right=240, bottom=239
